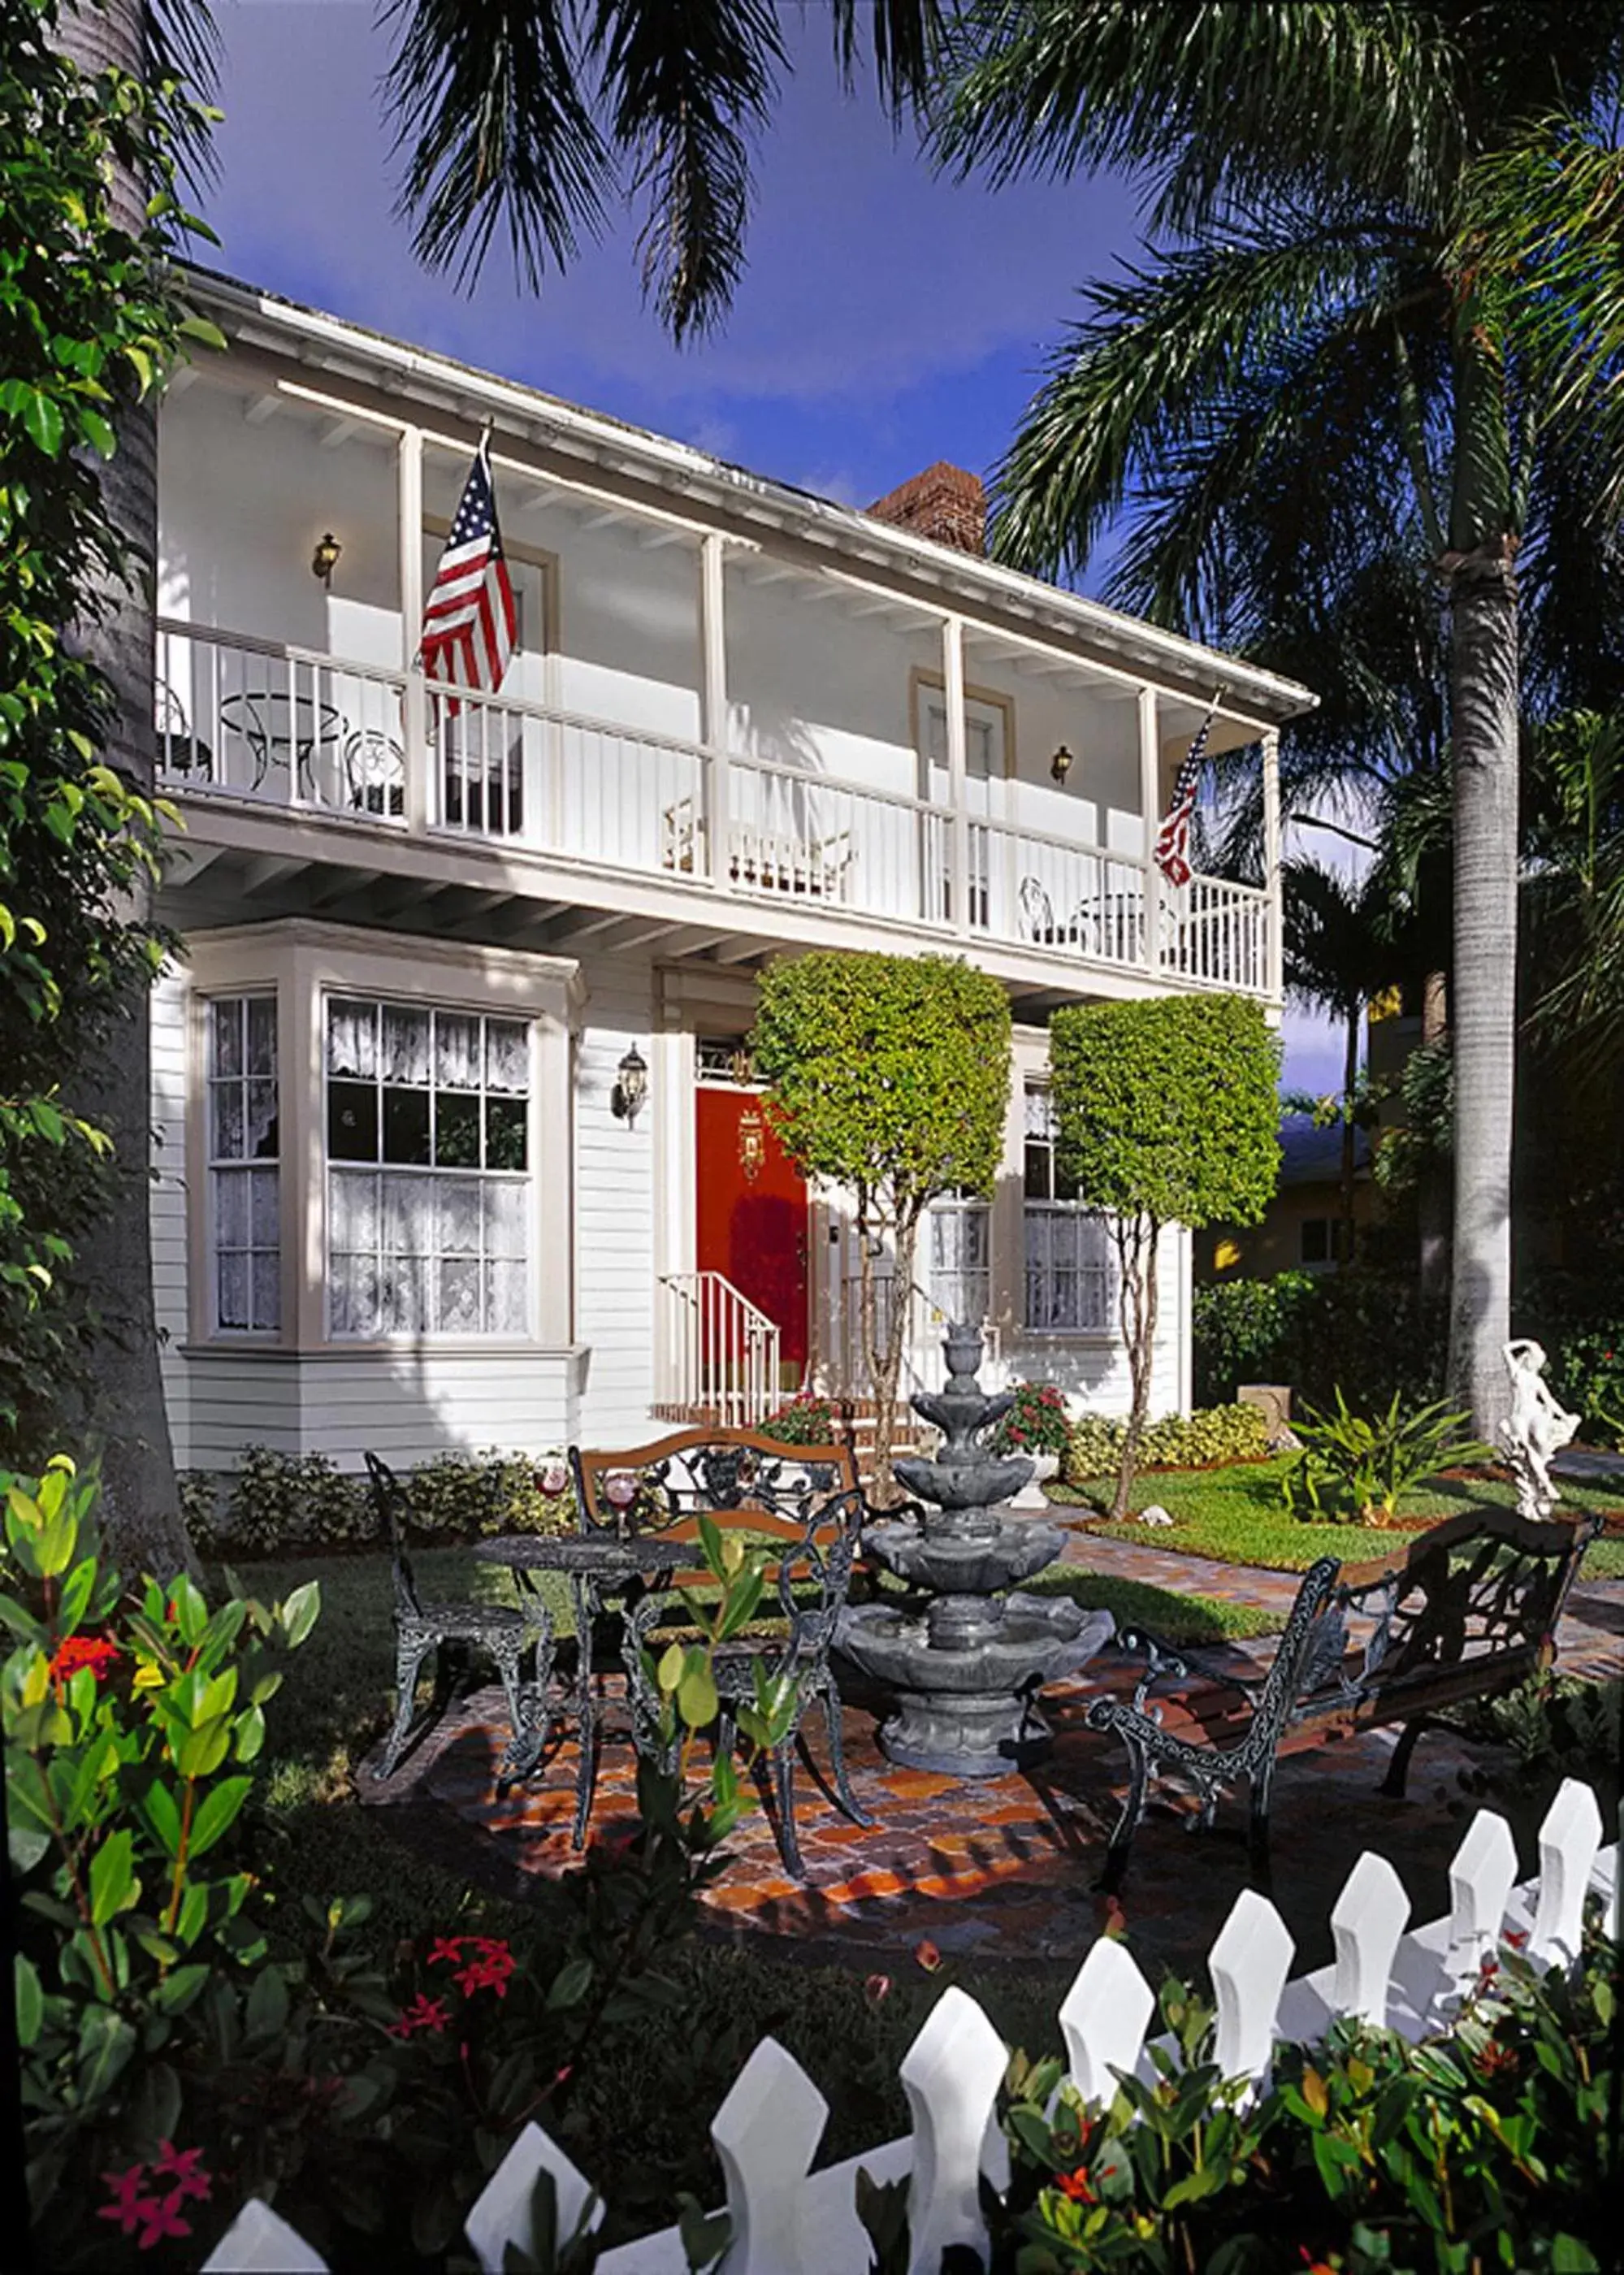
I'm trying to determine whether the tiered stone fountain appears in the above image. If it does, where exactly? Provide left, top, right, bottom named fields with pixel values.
left=837, top=1323, right=1115, bottom=1777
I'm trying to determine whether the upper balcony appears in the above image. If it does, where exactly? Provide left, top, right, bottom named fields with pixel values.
left=156, top=282, right=1312, bottom=1005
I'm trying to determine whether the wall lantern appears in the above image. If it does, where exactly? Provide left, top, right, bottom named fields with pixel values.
left=611, top=1043, right=648, bottom=1125
left=310, top=531, right=343, bottom=588
left=1049, top=742, right=1074, bottom=786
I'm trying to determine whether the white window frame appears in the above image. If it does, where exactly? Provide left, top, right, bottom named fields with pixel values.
left=203, top=992, right=280, bottom=1338
left=184, top=919, right=581, bottom=1354
left=1022, top=1081, right=1115, bottom=1337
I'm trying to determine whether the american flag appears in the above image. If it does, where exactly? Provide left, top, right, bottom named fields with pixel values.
left=420, top=436, right=515, bottom=714
left=1153, top=694, right=1222, bottom=888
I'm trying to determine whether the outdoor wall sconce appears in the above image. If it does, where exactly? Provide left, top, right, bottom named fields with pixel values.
left=738, top=1108, right=765, bottom=1184
left=310, top=531, right=343, bottom=588
left=1049, top=742, right=1074, bottom=786
left=611, top=1043, right=648, bottom=1125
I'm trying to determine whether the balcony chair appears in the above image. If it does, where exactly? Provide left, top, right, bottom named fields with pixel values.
left=343, top=726, right=406, bottom=819
left=1018, top=875, right=1056, bottom=943
left=364, top=1450, right=552, bottom=1780
left=154, top=679, right=213, bottom=783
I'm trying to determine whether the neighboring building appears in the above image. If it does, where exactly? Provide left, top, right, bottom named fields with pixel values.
left=1196, top=1114, right=1373, bottom=1282
left=152, top=269, right=1314, bottom=1475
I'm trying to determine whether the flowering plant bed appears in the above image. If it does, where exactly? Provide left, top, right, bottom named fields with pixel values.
left=994, top=1380, right=1071, bottom=1458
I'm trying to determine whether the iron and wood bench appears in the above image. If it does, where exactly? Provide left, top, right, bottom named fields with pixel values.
left=1086, top=1502, right=1602, bottom=1892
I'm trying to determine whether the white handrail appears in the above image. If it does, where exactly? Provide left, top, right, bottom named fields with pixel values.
left=656, top=1270, right=783, bottom=1428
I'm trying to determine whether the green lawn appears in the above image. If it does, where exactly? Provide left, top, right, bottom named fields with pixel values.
left=1020, top=1564, right=1275, bottom=1642
left=1048, top=1457, right=1624, bottom=1579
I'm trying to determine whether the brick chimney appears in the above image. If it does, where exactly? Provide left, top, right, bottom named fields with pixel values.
left=866, top=462, right=986, bottom=556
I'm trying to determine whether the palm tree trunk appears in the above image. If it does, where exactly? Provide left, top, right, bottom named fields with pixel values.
left=1445, top=548, right=1519, bottom=1436
left=1338, top=1000, right=1359, bottom=1269
left=54, top=2, right=193, bottom=1580
left=1418, top=970, right=1449, bottom=1304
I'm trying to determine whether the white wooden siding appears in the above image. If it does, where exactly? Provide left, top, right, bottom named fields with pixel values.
left=572, top=952, right=660, bottom=1441
left=150, top=965, right=193, bottom=1456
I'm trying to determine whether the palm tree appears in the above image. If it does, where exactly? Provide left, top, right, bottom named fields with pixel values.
left=936, top=2, right=1624, bottom=1434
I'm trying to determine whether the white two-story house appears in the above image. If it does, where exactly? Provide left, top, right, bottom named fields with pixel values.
left=150, top=269, right=1314, bottom=1476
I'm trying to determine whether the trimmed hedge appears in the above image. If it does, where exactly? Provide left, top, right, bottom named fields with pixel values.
left=1062, top=1402, right=1271, bottom=1484
left=1193, top=1268, right=1444, bottom=1410
left=183, top=1445, right=576, bottom=1557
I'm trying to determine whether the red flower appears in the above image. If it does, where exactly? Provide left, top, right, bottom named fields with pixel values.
left=453, top=1936, right=516, bottom=1998
left=49, top=1634, right=119, bottom=1684
left=1056, top=2167, right=1096, bottom=2204
left=99, top=2166, right=155, bottom=2238
left=426, top=1935, right=467, bottom=1966
left=136, top=2192, right=195, bottom=2251
left=1298, top=2254, right=1336, bottom=2275
left=151, top=2143, right=212, bottom=2204
left=389, top=1991, right=452, bottom=2038
left=914, top=1939, right=942, bottom=1974
left=1503, top=1930, right=1527, bottom=1950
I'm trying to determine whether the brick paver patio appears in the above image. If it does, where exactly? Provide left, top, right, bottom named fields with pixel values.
left=360, top=1526, right=1622, bottom=1983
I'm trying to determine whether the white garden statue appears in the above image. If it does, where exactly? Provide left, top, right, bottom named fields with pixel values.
left=1499, top=1339, right=1579, bottom=1523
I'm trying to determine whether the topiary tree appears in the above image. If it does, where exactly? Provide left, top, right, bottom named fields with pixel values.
left=751, top=951, right=1011, bottom=1499
left=1051, top=994, right=1280, bottom=1518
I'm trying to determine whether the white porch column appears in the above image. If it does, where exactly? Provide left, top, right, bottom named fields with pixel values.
left=699, top=532, right=729, bottom=887
left=397, top=423, right=428, bottom=834
left=1137, top=684, right=1162, bottom=977
left=1261, top=725, right=1284, bottom=1000
left=942, top=613, right=970, bottom=935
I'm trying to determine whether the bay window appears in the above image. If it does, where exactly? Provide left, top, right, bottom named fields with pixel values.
left=1024, top=1082, right=1113, bottom=1332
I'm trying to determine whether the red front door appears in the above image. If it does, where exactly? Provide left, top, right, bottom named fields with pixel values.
left=695, top=1087, right=809, bottom=1369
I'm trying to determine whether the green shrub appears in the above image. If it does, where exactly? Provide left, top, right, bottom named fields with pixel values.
left=1280, top=1389, right=1491, bottom=1525
left=177, top=1468, right=223, bottom=1553
left=993, top=1381, right=1071, bottom=1459
left=1194, top=1268, right=1444, bottom=1410
left=221, top=1445, right=574, bottom=1556
left=1553, top=1324, right=1624, bottom=1447
left=758, top=1394, right=838, bottom=1446
left=1062, top=1404, right=1269, bottom=1482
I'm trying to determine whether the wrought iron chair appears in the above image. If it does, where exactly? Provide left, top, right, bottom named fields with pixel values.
left=365, top=1451, right=552, bottom=1780
left=1018, top=874, right=1056, bottom=942
left=343, top=726, right=406, bottom=818
left=618, top=1491, right=871, bottom=1877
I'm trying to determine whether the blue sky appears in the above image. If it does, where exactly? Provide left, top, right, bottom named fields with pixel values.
left=201, top=0, right=1342, bottom=1089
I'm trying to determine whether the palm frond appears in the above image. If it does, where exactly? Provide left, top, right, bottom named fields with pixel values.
left=937, top=0, right=1464, bottom=228
left=829, top=0, right=943, bottom=122
left=382, top=0, right=608, bottom=291
left=988, top=218, right=1401, bottom=582
left=146, top=0, right=221, bottom=188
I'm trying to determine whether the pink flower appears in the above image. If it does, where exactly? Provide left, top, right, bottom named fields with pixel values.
left=604, top=1472, right=638, bottom=1509
left=864, top=1973, right=892, bottom=2006
left=136, top=2193, right=195, bottom=2251
left=537, top=1460, right=570, bottom=1497
left=99, top=2166, right=155, bottom=2237
left=151, top=2143, right=211, bottom=2204
left=389, top=1991, right=452, bottom=2038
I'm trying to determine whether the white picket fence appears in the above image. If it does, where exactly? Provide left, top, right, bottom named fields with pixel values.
left=204, top=1779, right=1620, bottom=2275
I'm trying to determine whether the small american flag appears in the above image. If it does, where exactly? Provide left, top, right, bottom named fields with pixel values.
left=1153, top=693, right=1223, bottom=888
left=420, top=436, right=515, bottom=714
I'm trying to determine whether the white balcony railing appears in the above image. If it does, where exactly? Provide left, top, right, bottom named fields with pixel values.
left=154, top=619, right=1275, bottom=995
left=655, top=1271, right=783, bottom=1428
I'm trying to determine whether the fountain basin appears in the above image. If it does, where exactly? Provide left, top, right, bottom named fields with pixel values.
left=864, top=1516, right=1068, bottom=1597
left=892, top=1453, right=1033, bottom=1510
left=837, top=1596, right=1115, bottom=1776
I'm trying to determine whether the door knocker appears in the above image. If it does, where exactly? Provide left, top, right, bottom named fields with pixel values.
left=738, top=1109, right=764, bottom=1183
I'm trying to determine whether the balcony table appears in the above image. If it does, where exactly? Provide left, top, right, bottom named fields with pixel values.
left=219, top=687, right=344, bottom=793
left=471, top=1531, right=688, bottom=1830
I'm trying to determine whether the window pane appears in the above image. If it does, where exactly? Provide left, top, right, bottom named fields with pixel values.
left=248, top=1167, right=279, bottom=1246
left=327, top=999, right=377, bottom=1078
left=330, top=1253, right=379, bottom=1339
left=380, top=1254, right=427, bottom=1335
left=435, top=1012, right=481, bottom=1089
left=217, top=1250, right=249, bottom=1330
left=245, top=1078, right=279, bottom=1160
left=210, top=999, right=243, bottom=1079
left=210, top=1082, right=245, bottom=1162
left=382, top=1172, right=435, bottom=1255
left=485, top=1020, right=530, bottom=1094
left=1024, top=1142, right=1051, bottom=1202
left=488, top=1258, right=527, bottom=1334
left=438, top=1176, right=482, bottom=1256
left=245, top=997, right=277, bottom=1075
left=485, top=1180, right=526, bottom=1259
left=382, top=1086, right=431, bottom=1164
left=329, top=1169, right=377, bottom=1253
left=251, top=1253, right=281, bottom=1332
left=485, top=1095, right=528, bottom=1170
left=439, top=1257, right=481, bottom=1331
left=214, top=1169, right=247, bottom=1247
left=328, top=1080, right=378, bottom=1162
left=382, top=1004, right=431, bottom=1086
left=435, top=1090, right=480, bottom=1168
left=1024, top=1085, right=1054, bottom=1140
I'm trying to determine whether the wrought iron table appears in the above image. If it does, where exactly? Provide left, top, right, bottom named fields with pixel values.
left=473, top=1532, right=686, bottom=1837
